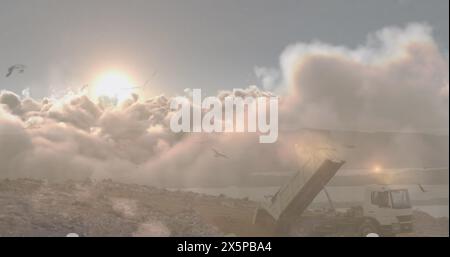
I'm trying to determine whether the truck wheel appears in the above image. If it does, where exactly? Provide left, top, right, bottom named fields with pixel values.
left=358, top=221, right=379, bottom=237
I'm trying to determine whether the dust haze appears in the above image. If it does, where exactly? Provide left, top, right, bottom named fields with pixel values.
left=1, top=24, right=448, bottom=187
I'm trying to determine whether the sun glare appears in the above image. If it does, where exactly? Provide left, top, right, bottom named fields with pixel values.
left=93, top=72, right=135, bottom=102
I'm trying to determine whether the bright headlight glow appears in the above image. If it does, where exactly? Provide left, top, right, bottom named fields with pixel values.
left=373, top=165, right=382, bottom=173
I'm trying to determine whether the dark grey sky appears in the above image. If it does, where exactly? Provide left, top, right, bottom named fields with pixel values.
left=0, top=0, right=448, bottom=98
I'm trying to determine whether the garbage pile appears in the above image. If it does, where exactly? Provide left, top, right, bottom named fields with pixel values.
left=0, top=178, right=222, bottom=236
left=412, top=209, right=449, bottom=237
left=0, top=178, right=447, bottom=237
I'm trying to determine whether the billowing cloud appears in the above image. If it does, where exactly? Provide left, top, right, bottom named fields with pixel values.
left=278, top=23, right=449, bottom=133
left=0, top=23, right=448, bottom=186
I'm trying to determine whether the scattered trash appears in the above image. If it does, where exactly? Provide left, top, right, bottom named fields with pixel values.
left=0, top=179, right=447, bottom=236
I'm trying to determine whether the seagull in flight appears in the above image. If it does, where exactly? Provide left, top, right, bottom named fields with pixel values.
left=417, top=184, right=428, bottom=193
left=6, top=64, right=26, bottom=77
left=80, top=84, right=89, bottom=92
left=212, top=148, right=229, bottom=159
left=122, top=71, right=158, bottom=90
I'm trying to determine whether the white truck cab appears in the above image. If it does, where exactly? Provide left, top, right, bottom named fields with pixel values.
left=360, top=184, right=413, bottom=236
left=253, top=158, right=414, bottom=236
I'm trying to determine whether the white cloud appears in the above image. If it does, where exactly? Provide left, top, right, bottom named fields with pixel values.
left=0, top=23, right=448, bottom=186
left=277, top=23, right=448, bottom=132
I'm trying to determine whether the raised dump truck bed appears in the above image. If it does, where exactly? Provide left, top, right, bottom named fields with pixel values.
left=254, top=159, right=345, bottom=233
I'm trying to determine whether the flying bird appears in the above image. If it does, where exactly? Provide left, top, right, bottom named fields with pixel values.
left=417, top=184, right=427, bottom=193
left=80, top=84, right=89, bottom=92
left=212, top=148, right=229, bottom=159
left=6, top=64, right=26, bottom=77
left=142, top=80, right=150, bottom=88
left=142, top=70, right=158, bottom=88
left=124, top=71, right=158, bottom=90
left=149, top=70, right=158, bottom=80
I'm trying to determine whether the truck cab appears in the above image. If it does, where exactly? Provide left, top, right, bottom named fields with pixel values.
left=360, top=185, right=413, bottom=236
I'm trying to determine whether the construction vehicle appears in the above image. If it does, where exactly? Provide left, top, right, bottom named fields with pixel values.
left=253, top=153, right=414, bottom=236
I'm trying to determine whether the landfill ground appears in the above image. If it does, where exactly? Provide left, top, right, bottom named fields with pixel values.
left=0, top=178, right=448, bottom=237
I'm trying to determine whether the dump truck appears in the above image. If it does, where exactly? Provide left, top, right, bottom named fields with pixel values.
left=253, top=157, right=414, bottom=236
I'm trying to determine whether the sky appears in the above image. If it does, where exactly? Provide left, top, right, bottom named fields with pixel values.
left=0, top=0, right=449, bottom=189
left=0, top=0, right=448, bottom=98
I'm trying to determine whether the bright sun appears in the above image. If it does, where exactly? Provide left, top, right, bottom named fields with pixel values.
left=93, top=72, right=135, bottom=102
